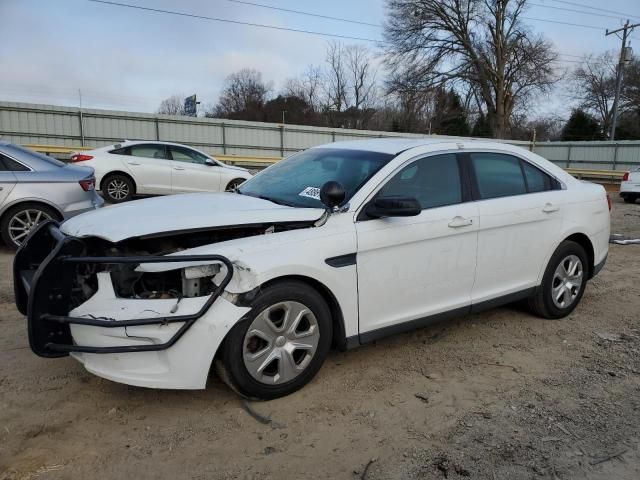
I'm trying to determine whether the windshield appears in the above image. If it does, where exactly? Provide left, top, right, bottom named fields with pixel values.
left=238, top=148, right=394, bottom=208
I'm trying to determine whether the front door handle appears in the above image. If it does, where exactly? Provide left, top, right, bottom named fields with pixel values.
left=128, top=162, right=141, bottom=166
left=542, top=203, right=559, bottom=213
left=448, top=216, right=473, bottom=228
left=173, top=166, right=185, bottom=171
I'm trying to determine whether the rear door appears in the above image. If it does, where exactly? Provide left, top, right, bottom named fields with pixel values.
left=356, top=153, right=479, bottom=339
left=121, top=144, right=172, bottom=194
left=168, top=145, right=222, bottom=193
left=0, top=154, right=18, bottom=207
left=468, top=151, right=565, bottom=303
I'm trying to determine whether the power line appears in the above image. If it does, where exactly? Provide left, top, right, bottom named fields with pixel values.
left=521, top=16, right=605, bottom=31
left=87, top=0, right=384, bottom=43
left=225, top=0, right=380, bottom=28
left=548, top=0, right=640, bottom=21
left=529, top=2, right=632, bottom=21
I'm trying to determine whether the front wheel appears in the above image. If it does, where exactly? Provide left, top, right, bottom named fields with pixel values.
left=528, top=240, right=588, bottom=319
left=216, top=280, right=332, bottom=399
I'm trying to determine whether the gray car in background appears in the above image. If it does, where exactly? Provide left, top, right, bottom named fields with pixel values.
left=0, top=142, right=103, bottom=248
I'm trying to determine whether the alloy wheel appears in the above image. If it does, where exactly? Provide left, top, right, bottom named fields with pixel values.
left=8, top=209, right=51, bottom=246
left=107, top=179, right=129, bottom=200
left=551, top=254, right=584, bottom=309
left=243, top=301, right=320, bottom=385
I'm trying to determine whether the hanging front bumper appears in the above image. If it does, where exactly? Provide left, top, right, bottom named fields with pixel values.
left=14, top=221, right=234, bottom=357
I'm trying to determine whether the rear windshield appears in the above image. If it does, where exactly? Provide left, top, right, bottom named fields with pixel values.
left=7, top=144, right=66, bottom=167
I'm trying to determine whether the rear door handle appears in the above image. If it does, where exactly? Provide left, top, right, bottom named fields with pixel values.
left=542, top=203, right=559, bottom=213
left=448, top=216, right=473, bottom=228
left=128, top=162, right=141, bottom=166
left=173, top=167, right=185, bottom=171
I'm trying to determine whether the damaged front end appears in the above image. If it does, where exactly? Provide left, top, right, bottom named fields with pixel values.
left=15, top=220, right=311, bottom=358
left=14, top=221, right=236, bottom=357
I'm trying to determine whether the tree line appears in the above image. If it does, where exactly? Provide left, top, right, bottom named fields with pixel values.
left=157, top=0, right=640, bottom=142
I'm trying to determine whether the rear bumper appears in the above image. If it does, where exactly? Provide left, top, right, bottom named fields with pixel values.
left=61, top=192, right=104, bottom=218
left=620, top=181, right=640, bottom=195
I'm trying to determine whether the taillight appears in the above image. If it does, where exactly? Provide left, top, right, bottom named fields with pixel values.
left=622, top=171, right=630, bottom=181
left=79, top=177, right=96, bottom=191
left=71, top=154, right=94, bottom=162
left=606, top=193, right=612, bottom=211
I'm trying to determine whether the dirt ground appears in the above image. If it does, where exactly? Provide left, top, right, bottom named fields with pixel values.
left=1, top=197, right=639, bottom=480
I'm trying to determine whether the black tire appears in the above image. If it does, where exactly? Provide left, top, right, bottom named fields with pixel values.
left=225, top=178, right=246, bottom=191
left=622, top=195, right=636, bottom=204
left=216, top=280, right=332, bottom=400
left=527, top=240, right=589, bottom=319
left=1, top=203, right=59, bottom=249
left=102, top=174, right=134, bottom=203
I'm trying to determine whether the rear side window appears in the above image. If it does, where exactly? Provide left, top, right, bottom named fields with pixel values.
left=378, top=153, right=462, bottom=209
left=0, top=153, right=30, bottom=172
left=471, top=153, right=526, bottom=199
left=109, top=146, right=130, bottom=155
left=129, top=144, right=168, bottom=159
left=522, top=161, right=555, bottom=192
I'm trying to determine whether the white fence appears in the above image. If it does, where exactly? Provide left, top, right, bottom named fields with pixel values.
left=1, top=101, right=639, bottom=170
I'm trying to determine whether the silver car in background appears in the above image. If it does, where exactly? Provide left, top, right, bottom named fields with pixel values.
left=0, top=142, right=103, bottom=248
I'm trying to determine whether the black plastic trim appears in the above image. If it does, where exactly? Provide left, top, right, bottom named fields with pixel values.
left=355, top=287, right=537, bottom=346
left=592, top=254, right=607, bottom=278
left=15, top=221, right=234, bottom=356
left=325, top=253, right=357, bottom=268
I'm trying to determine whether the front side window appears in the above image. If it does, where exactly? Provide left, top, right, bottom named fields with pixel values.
left=238, top=148, right=394, bottom=208
left=129, top=144, right=168, bottom=160
left=376, top=153, right=462, bottom=209
left=471, top=153, right=526, bottom=199
left=170, top=146, right=209, bottom=165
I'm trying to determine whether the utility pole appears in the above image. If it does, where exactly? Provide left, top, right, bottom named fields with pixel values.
left=606, top=20, right=638, bottom=140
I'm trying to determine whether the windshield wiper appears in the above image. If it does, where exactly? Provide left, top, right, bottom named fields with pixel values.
left=255, top=195, right=292, bottom=207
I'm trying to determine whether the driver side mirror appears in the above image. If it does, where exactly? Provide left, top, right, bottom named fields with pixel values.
left=364, top=196, right=421, bottom=219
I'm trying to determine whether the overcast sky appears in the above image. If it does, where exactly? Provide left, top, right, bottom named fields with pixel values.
left=1, top=0, right=639, bottom=118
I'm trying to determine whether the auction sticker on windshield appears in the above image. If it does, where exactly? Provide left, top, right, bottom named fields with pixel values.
left=299, top=187, right=321, bottom=200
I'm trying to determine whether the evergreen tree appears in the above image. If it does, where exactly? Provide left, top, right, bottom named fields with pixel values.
left=561, top=109, right=603, bottom=141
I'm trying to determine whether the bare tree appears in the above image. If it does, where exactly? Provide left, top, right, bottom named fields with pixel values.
left=157, top=94, right=186, bottom=115
left=210, top=69, right=270, bottom=120
left=324, top=42, right=349, bottom=114
left=383, top=0, right=559, bottom=138
left=571, top=52, right=618, bottom=135
left=345, top=45, right=377, bottom=111
left=284, top=65, right=324, bottom=111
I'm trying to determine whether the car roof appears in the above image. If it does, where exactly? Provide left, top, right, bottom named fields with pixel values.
left=312, top=137, right=521, bottom=155
left=115, top=140, right=204, bottom=149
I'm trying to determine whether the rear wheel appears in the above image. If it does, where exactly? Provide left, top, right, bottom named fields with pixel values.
left=622, top=195, right=637, bottom=204
left=528, top=240, right=588, bottom=319
left=1, top=203, right=59, bottom=249
left=225, top=178, right=246, bottom=191
left=216, top=280, right=332, bottom=399
left=103, top=174, right=134, bottom=203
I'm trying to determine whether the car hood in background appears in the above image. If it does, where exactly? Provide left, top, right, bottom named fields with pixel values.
left=60, top=192, right=325, bottom=242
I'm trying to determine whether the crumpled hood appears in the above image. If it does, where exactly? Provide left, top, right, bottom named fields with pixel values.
left=61, top=192, right=325, bottom=242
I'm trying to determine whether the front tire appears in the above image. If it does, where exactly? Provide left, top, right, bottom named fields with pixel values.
left=528, top=240, right=588, bottom=319
left=217, top=280, right=332, bottom=400
left=102, top=174, right=134, bottom=203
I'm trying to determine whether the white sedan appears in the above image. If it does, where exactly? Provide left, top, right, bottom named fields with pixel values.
left=15, top=139, right=610, bottom=399
left=71, top=140, right=252, bottom=203
left=620, top=168, right=640, bottom=204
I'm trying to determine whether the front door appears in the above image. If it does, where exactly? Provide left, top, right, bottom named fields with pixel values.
left=355, top=153, right=479, bottom=339
left=168, top=145, right=222, bottom=193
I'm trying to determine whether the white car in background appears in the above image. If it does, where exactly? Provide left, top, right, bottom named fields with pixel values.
left=71, top=141, right=252, bottom=203
left=16, top=139, right=610, bottom=399
left=620, top=168, right=640, bottom=204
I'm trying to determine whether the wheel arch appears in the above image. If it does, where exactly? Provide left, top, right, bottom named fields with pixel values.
left=563, top=232, right=595, bottom=279
left=100, top=170, right=137, bottom=193
left=239, top=274, right=349, bottom=352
